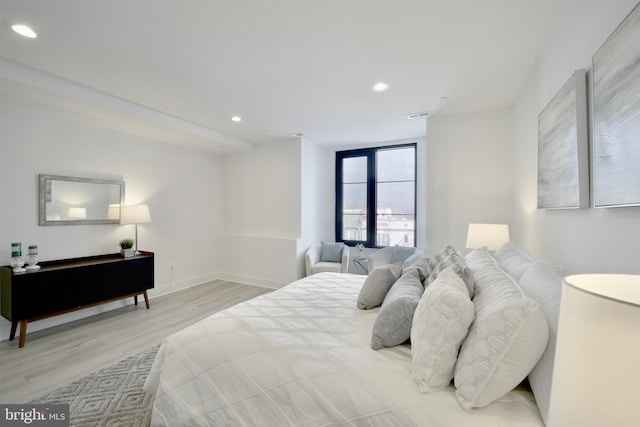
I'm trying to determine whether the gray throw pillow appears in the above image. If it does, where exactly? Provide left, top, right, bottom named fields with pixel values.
left=427, top=246, right=475, bottom=297
left=357, top=264, right=403, bottom=310
left=402, top=258, right=431, bottom=283
left=320, top=242, right=343, bottom=263
left=371, top=269, right=424, bottom=349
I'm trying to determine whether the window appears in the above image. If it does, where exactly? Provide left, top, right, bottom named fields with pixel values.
left=336, top=143, right=416, bottom=247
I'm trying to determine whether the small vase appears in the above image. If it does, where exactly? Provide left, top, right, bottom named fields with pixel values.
left=120, top=248, right=135, bottom=258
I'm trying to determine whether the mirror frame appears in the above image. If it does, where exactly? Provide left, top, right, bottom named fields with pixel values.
left=39, top=174, right=125, bottom=226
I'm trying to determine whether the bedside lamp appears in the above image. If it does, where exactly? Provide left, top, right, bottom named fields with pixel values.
left=120, top=204, right=151, bottom=255
left=465, top=223, right=510, bottom=251
left=548, top=274, right=640, bottom=427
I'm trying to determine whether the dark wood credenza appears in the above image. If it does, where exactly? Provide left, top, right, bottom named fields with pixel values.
left=1, top=251, right=154, bottom=348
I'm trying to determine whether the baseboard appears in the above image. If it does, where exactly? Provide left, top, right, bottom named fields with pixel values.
left=217, top=272, right=287, bottom=289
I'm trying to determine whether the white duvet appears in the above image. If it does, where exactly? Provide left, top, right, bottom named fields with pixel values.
left=144, top=273, right=543, bottom=426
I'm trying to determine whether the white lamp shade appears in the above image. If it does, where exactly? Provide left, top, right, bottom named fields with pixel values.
left=465, top=223, right=509, bottom=250
left=68, top=207, right=87, bottom=219
left=107, top=204, right=121, bottom=220
left=548, top=274, right=640, bottom=427
left=120, top=204, right=151, bottom=224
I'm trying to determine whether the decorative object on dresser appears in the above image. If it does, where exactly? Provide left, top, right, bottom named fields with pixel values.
left=119, top=238, right=135, bottom=258
left=9, top=242, right=25, bottom=273
left=25, top=245, right=40, bottom=270
left=120, top=204, right=152, bottom=255
left=0, top=251, right=154, bottom=348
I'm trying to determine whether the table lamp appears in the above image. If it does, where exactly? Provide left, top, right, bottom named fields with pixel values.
left=465, top=223, right=510, bottom=251
left=548, top=274, right=640, bottom=427
left=120, top=204, right=151, bottom=255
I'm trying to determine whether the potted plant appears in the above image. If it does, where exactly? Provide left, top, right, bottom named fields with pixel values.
left=119, top=238, right=135, bottom=258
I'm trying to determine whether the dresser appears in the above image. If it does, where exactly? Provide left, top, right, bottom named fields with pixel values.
left=1, top=251, right=154, bottom=348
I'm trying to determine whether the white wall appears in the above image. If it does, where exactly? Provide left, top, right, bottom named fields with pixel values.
left=426, top=109, right=513, bottom=250
left=512, top=0, right=640, bottom=274
left=298, top=137, right=326, bottom=277
left=219, top=137, right=323, bottom=287
left=222, top=138, right=301, bottom=238
left=0, top=102, right=223, bottom=339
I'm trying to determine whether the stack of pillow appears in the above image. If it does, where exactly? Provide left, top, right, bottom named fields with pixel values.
left=356, top=244, right=550, bottom=411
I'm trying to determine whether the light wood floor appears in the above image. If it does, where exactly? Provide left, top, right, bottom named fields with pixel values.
left=0, top=280, right=272, bottom=404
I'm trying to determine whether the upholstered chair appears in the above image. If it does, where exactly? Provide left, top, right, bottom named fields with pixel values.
left=367, top=246, right=425, bottom=272
left=305, top=243, right=350, bottom=276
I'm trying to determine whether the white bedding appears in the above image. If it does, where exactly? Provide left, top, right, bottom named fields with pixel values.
left=144, top=272, right=543, bottom=426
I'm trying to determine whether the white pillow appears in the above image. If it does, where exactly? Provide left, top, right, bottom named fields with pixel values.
left=411, top=268, right=474, bottom=392
left=518, top=262, right=562, bottom=425
left=455, top=248, right=548, bottom=409
left=494, top=241, right=536, bottom=281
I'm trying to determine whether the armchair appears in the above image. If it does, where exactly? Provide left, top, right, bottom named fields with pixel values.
left=305, top=243, right=350, bottom=276
left=367, top=246, right=424, bottom=272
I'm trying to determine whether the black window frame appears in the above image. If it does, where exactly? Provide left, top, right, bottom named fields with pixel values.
left=335, top=142, right=417, bottom=248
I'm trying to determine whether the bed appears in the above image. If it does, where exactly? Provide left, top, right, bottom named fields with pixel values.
left=144, top=243, right=562, bottom=426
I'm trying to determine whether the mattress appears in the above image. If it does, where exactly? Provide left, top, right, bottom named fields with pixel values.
left=144, top=272, right=543, bottom=426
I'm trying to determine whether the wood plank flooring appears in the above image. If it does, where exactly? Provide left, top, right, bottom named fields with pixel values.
left=0, top=280, right=272, bottom=404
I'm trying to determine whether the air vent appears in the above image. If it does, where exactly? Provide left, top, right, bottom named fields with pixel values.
left=406, top=111, right=430, bottom=119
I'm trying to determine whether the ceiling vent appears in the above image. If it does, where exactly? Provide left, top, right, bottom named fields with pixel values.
left=406, top=111, right=430, bottom=119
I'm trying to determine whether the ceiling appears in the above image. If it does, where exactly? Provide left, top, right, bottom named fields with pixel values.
left=0, top=1, right=571, bottom=153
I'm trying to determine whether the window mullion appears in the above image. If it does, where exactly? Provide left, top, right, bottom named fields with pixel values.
left=367, top=153, right=376, bottom=247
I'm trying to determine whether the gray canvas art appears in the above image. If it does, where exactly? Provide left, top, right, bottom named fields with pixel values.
left=593, top=3, right=640, bottom=207
left=538, top=69, right=588, bottom=209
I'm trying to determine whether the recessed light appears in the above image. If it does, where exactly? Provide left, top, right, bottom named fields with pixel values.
left=231, top=116, right=242, bottom=122
left=372, top=82, right=390, bottom=92
left=12, top=24, right=37, bottom=39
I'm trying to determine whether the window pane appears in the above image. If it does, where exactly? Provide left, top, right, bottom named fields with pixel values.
left=343, top=156, right=367, bottom=183
left=377, top=182, right=415, bottom=215
left=343, top=180, right=367, bottom=241
left=377, top=147, right=415, bottom=182
left=343, top=214, right=367, bottom=241
left=377, top=215, right=414, bottom=247
left=343, top=183, right=367, bottom=211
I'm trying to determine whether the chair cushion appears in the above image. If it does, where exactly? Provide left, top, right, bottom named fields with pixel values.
left=357, top=264, right=403, bottom=310
left=311, top=262, right=342, bottom=274
left=411, top=268, right=475, bottom=392
left=320, top=242, right=343, bottom=263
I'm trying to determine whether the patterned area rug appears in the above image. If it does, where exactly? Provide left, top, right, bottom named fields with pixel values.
left=31, top=344, right=160, bottom=426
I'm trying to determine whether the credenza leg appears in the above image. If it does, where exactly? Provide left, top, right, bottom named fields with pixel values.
left=10, top=321, right=18, bottom=340
left=134, top=295, right=138, bottom=306
left=143, top=291, right=150, bottom=309
left=18, top=320, right=27, bottom=348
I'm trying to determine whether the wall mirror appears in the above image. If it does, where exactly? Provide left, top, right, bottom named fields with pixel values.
left=39, top=174, right=125, bottom=225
